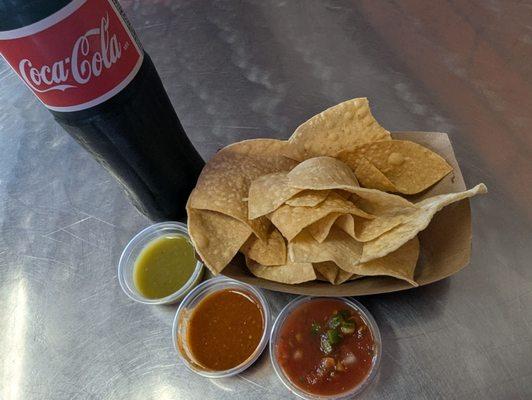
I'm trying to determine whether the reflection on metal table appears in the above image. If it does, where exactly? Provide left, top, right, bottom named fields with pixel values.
left=0, top=1, right=530, bottom=399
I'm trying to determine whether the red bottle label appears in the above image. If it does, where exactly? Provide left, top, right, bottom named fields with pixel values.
left=0, top=0, right=143, bottom=112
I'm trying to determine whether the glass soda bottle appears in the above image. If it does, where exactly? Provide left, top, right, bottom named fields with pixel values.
left=0, top=0, right=205, bottom=221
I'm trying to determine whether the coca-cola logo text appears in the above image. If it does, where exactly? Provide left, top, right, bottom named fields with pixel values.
left=18, top=14, right=122, bottom=93
left=0, top=0, right=142, bottom=110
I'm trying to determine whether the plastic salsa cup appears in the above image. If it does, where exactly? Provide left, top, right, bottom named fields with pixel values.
left=173, top=276, right=272, bottom=378
left=270, top=296, right=382, bottom=400
left=118, top=221, right=204, bottom=305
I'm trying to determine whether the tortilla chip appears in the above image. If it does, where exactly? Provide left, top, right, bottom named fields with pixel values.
left=361, top=184, right=488, bottom=262
left=287, top=156, right=417, bottom=241
left=247, top=172, right=302, bottom=220
left=286, top=156, right=416, bottom=213
left=189, top=139, right=297, bottom=239
left=336, top=190, right=353, bottom=199
left=338, top=140, right=453, bottom=194
left=187, top=208, right=252, bottom=274
left=245, top=257, right=316, bottom=284
left=315, top=270, right=329, bottom=282
left=284, top=98, right=391, bottom=161
left=334, top=214, right=356, bottom=238
left=287, top=156, right=360, bottom=190
left=338, top=214, right=413, bottom=248
left=348, top=193, right=417, bottom=242
left=345, top=182, right=486, bottom=243
left=337, top=270, right=358, bottom=284
left=351, top=188, right=415, bottom=214
left=345, top=192, right=417, bottom=244
left=314, top=261, right=359, bottom=285
left=352, top=155, right=397, bottom=192
left=308, top=212, right=342, bottom=243
left=269, top=192, right=373, bottom=241
left=313, top=233, right=419, bottom=286
left=288, top=228, right=363, bottom=273
left=352, top=212, right=415, bottom=242
left=285, top=190, right=330, bottom=207
left=313, top=262, right=338, bottom=284
left=335, top=211, right=408, bottom=244
left=354, top=237, right=420, bottom=286
left=240, top=228, right=286, bottom=266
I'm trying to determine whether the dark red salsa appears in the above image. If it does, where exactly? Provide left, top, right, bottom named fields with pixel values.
left=275, top=299, right=375, bottom=396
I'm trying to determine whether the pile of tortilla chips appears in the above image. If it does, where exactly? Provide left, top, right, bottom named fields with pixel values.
left=187, top=98, right=487, bottom=286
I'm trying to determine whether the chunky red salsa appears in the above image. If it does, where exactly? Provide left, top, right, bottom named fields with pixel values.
left=275, top=299, right=375, bottom=396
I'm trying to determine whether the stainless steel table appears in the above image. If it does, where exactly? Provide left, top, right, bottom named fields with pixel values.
left=1, top=1, right=530, bottom=399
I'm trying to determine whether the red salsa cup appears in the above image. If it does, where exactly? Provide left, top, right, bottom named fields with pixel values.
left=270, top=296, right=381, bottom=399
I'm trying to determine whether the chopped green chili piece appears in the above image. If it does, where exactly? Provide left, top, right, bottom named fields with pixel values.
left=311, top=322, right=321, bottom=335
left=340, top=321, right=356, bottom=335
left=328, top=314, right=343, bottom=329
left=327, top=329, right=341, bottom=345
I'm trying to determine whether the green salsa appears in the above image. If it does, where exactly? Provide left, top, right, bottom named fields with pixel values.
left=133, top=235, right=197, bottom=299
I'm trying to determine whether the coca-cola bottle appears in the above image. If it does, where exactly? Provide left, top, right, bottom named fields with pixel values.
left=0, top=0, right=204, bottom=221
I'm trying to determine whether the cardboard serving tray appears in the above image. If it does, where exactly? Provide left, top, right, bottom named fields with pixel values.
left=223, top=132, right=472, bottom=296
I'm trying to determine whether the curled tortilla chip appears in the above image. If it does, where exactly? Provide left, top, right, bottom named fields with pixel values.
left=352, top=156, right=397, bottom=192
left=352, top=212, right=415, bottom=242
left=361, top=184, right=488, bottom=263
left=286, top=156, right=416, bottom=212
left=314, top=262, right=337, bottom=284
left=287, top=156, right=416, bottom=241
left=270, top=192, right=373, bottom=241
left=351, top=188, right=415, bottom=214
left=342, top=182, right=486, bottom=243
left=335, top=212, right=408, bottom=244
left=187, top=208, right=252, bottom=274
left=334, top=214, right=356, bottom=238
left=285, top=98, right=391, bottom=161
left=337, top=270, right=358, bottom=284
left=240, top=229, right=286, bottom=266
left=338, top=140, right=453, bottom=194
left=245, top=257, right=316, bottom=284
left=248, top=172, right=302, bottom=220
left=314, top=261, right=359, bottom=285
left=354, top=237, right=420, bottom=286
left=336, top=190, right=353, bottom=199
left=288, top=228, right=363, bottom=273
left=349, top=193, right=417, bottom=242
left=285, top=190, right=330, bottom=207
left=315, top=270, right=329, bottom=282
left=189, top=139, right=297, bottom=239
left=288, top=156, right=360, bottom=190
left=308, top=212, right=343, bottom=243
left=347, top=191, right=418, bottom=243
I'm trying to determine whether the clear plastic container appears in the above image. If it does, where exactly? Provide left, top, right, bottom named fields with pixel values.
left=118, top=221, right=204, bottom=305
left=270, top=296, right=382, bottom=400
left=173, top=276, right=272, bottom=378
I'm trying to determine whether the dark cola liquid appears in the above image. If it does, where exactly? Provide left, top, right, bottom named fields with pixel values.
left=53, top=54, right=204, bottom=221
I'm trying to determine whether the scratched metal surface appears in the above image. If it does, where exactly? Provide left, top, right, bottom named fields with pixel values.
left=1, top=1, right=531, bottom=399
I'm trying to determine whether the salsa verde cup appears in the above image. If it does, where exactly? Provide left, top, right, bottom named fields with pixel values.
left=270, top=296, right=382, bottom=400
left=173, top=276, right=272, bottom=378
left=118, top=221, right=204, bottom=305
